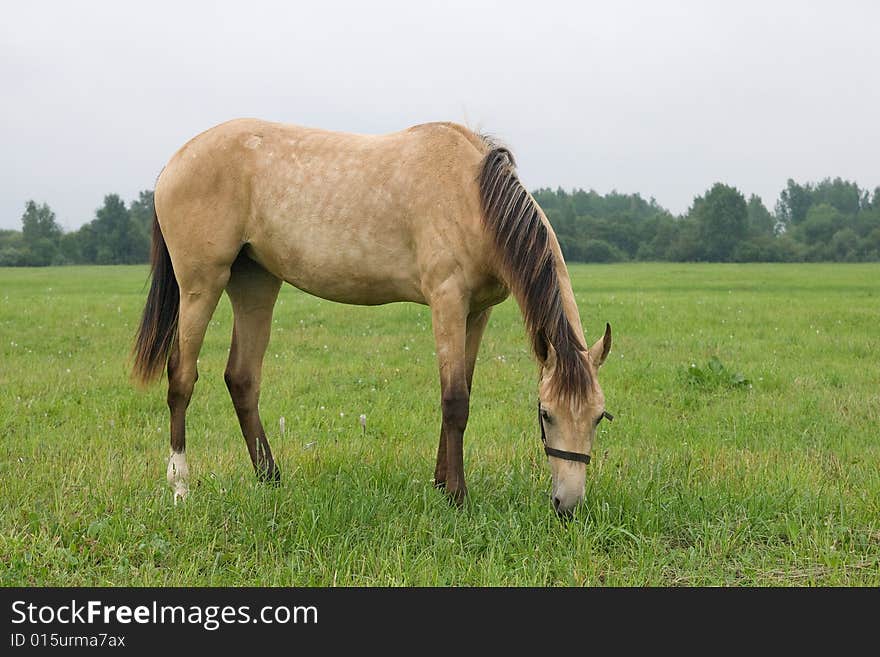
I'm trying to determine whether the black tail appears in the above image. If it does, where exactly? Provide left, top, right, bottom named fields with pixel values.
left=131, top=208, right=179, bottom=385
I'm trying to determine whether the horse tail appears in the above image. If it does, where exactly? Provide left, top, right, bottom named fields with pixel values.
left=131, top=206, right=179, bottom=386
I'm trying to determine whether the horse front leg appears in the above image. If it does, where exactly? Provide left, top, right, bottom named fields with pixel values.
left=431, top=292, right=470, bottom=505
left=433, top=308, right=491, bottom=489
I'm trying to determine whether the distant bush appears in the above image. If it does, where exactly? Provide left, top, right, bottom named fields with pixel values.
left=0, top=246, right=27, bottom=266
left=581, top=239, right=626, bottom=263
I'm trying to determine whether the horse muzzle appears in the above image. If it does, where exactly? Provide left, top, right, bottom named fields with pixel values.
left=551, top=482, right=585, bottom=518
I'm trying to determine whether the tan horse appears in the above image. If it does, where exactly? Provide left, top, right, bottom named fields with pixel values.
left=132, top=118, right=612, bottom=516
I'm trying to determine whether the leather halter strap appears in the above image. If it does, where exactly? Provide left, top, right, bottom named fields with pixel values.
left=538, top=401, right=613, bottom=465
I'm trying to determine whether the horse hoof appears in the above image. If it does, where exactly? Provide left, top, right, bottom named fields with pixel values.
left=172, top=488, right=188, bottom=505
left=167, top=451, right=189, bottom=504
left=258, top=466, right=282, bottom=486
left=445, top=487, right=467, bottom=507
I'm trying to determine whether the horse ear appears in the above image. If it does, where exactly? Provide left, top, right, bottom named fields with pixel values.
left=589, top=323, right=612, bottom=368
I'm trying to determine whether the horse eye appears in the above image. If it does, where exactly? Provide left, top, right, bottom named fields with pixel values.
left=540, top=409, right=551, bottom=423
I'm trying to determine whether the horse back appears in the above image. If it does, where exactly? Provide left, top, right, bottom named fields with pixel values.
left=155, top=119, right=500, bottom=306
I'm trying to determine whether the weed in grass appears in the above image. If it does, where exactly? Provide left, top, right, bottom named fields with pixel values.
left=684, top=356, right=751, bottom=390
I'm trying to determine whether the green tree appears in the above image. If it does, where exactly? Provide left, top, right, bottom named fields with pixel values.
left=636, top=214, right=678, bottom=260
left=580, top=238, right=625, bottom=262
left=692, top=183, right=748, bottom=261
left=83, top=194, right=150, bottom=264
left=861, top=227, right=880, bottom=259
left=666, top=217, right=704, bottom=261
left=75, top=222, right=98, bottom=263
left=776, top=179, right=813, bottom=227
left=21, top=201, right=62, bottom=242
left=0, top=229, right=26, bottom=265
left=797, top=203, right=846, bottom=247
left=59, top=231, right=83, bottom=263
left=128, top=189, right=155, bottom=243
left=746, top=194, right=776, bottom=237
left=20, top=201, right=64, bottom=265
left=830, top=228, right=859, bottom=261
left=812, top=177, right=862, bottom=216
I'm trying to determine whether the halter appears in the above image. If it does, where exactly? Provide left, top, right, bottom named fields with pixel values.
left=538, top=401, right=613, bottom=465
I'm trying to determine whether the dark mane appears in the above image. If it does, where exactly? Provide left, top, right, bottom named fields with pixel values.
left=477, top=140, right=591, bottom=402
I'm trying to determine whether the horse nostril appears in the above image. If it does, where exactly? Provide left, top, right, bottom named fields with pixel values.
left=552, top=496, right=574, bottom=520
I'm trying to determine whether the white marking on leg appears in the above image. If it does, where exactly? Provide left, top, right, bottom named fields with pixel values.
left=167, top=451, right=190, bottom=503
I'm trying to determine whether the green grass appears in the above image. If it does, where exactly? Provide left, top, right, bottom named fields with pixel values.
left=1, top=263, right=878, bottom=586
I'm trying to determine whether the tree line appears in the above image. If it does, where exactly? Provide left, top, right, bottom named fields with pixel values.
left=536, top=177, right=880, bottom=263
left=2, top=178, right=879, bottom=266
left=0, top=192, right=154, bottom=266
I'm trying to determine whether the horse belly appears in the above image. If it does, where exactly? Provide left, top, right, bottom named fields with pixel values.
left=245, top=224, right=425, bottom=306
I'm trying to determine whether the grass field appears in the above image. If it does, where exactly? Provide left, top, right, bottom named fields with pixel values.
left=1, top=263, right=878, bottom=586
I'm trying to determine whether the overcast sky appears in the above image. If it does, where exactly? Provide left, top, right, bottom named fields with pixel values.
left=1, top=0, right=877, bottom=231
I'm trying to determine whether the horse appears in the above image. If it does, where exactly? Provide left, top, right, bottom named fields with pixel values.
left=132, top=118, right=612, bottom=516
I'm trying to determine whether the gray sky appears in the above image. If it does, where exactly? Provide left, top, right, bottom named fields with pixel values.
left=2, top=0, right=878, bottom=231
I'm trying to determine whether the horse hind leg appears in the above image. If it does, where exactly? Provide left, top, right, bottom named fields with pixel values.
left=166, top=267, right=229, bottom=502
left=224, top=253, right=282, bottom=483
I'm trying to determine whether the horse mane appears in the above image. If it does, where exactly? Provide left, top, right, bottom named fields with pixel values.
left=477, top=138, right=591, bottom=402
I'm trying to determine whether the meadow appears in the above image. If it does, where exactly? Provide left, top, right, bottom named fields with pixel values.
left=1, top=263, right=878, bottom=586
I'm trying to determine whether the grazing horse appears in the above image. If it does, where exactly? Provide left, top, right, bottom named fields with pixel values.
left=132, top=119, right=612, bottom=516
